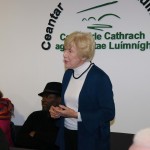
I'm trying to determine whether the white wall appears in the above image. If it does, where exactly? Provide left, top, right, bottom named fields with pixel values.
left=0, top=0, right=150, bottom=134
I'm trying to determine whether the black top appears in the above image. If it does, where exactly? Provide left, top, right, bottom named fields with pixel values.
left=15, top=110, right=59, bottom=150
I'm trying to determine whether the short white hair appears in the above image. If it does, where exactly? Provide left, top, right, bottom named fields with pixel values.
left=133, top=128, right=150, bottom=148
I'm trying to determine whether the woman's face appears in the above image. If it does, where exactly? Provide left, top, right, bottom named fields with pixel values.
left=63, top=44, right=85, bottom=69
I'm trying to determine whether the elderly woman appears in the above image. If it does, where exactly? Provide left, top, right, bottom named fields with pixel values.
left=50, top=31, right=115, bottom=150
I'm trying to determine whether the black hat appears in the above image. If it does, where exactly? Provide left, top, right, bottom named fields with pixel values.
left=38, top=82, right=62, bottom=97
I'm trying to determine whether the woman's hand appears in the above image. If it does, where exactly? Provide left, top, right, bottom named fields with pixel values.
left=49, top=105, right=78, bottom=119
left=56, top=105, right=78, bottom=118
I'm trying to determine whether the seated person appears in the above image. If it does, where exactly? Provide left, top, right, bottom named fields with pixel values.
left=0, top=90, right=14, bottom=147
left=15, top=82, right=62, bottom=150
left=129, top=127, right=150, bottom=150
left=0, top=128, right=9, bottom=150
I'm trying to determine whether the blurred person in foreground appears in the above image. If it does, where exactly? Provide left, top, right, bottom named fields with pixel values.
left=50, top=31, right=115, bottom=150
left=16, top=82, right=62, bottom=150
left=129, top=128, right=150, bottom=150
left=0, top=90, right=14, bottom=147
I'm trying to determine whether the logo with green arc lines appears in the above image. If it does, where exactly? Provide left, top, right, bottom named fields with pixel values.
left=77, top=1, right=120, bottom=31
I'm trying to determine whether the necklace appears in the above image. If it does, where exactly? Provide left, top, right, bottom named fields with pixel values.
left=73, top=62, right=94, bottom=79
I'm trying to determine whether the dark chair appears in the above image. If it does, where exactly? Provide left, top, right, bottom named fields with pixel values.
left=110, top=132, right=134, bottom=150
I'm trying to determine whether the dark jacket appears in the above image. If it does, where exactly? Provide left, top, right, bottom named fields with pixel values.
left=57, top=64, right=115, bottom=150
left=16, top=110, right=59, bottom=150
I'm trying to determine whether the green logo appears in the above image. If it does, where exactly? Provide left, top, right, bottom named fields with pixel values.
left=77, top=1, right=120, bottom=31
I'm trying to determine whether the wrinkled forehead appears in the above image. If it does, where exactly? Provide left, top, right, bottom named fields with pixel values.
left=64, top=41, right=76, bottom=50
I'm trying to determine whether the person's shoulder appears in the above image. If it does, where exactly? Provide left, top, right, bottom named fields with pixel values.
left=28, top=110, right=43, bottom=117
left=91, top=64, right=109, bottom=77
left=90, top=65, right=112, bottom=85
